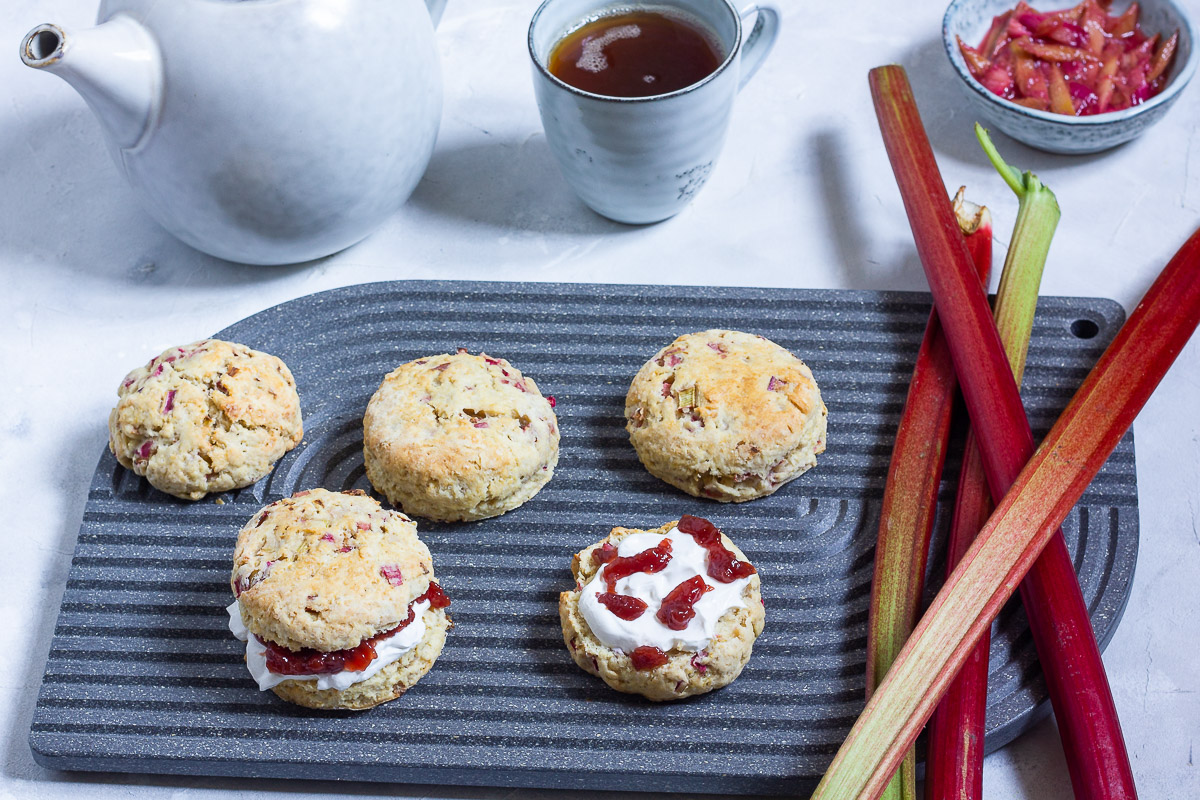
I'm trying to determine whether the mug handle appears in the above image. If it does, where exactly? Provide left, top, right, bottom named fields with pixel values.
left=736, top=2, right=780, bottom=90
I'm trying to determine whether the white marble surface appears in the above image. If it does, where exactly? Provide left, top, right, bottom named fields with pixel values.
left=2, top=0, right=1198, bottom=798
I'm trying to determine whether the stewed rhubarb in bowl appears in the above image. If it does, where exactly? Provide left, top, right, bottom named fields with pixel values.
left=943, top=0, right=1197, bottom=153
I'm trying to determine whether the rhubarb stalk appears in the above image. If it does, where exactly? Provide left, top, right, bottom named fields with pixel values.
left=924, top=124, right=1060, bottom=800
left=869, top=66, right=1136, bottom=799
left=814, top=211, right=1200, bottom=800
left=866, top=192, right=991, bottom=800
left=809, top=65, right=1200, bottom=800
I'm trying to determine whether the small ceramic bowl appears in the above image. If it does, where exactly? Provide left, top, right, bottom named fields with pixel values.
left=943, top=0, right=1197, bottom=154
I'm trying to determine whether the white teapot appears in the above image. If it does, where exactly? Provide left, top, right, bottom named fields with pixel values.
left=20, top=0, right=448, bottom=265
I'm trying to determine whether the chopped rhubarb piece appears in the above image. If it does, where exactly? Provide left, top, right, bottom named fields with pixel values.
left=433, top=363, right=450, bottom=371
left=766, top=376, right=785, bottom=391
left=356, top=521, right=371, bottom=530
left=676, top=386, right=696, bottom=408
left=706, top=341, right=728, bottom=356
left=379, top=564, right=404, bottom=586
left=690, top=652, right=708, bottom=674
left=629, top=645, right=669, bottom=670
left=137, top=441, right=153, bottom=460
left=456, top=347, right=469, bottom=354
left=162, top=389, right=177, bottom=414
left=661, top=379, right=673, bottom=398
left=657, top=347, right=683, bottom=367
left=547, top=395, right=556, bottom=408
left=338, top=546, right=353, bottom=553
left=320, top=533, right=335, bottom=542
left=474, top=421, right=489, bottom=428
left=597, top=591, right=649, bottom=620
left=656, top=575, right=713, bottom=630
left=962, top=0, right=1176, bottom=115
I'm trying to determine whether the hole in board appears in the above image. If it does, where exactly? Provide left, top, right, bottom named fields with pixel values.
left=1070, top=318, right=1100, bottom=339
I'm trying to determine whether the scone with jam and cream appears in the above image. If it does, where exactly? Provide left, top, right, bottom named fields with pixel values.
left=559, top=516, right=764, bottom=701
left=227, top=488, right=451, bottom=710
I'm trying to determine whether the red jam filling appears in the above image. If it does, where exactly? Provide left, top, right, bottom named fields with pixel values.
left=958, top=0, right=1178, bottom=116
left=590, top=542, right=618, bottom=565
left=677, top=515, right=756, bottom=583
left=597, top=591, right=649, bottom=620
left=601, top=538, right=673, bottom=592
left=261, top=581, right=449, bottom=675
left=656, top=575, right=713, bottom=630
left=630, top=645, right=669, bottom=671
left=416, top=580, right=452, bottom=610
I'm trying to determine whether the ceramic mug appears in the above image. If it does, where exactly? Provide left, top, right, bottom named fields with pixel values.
left=528, top=0, right=780, bottom=224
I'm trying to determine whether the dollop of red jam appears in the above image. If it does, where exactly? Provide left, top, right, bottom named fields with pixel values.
left=677, top=515, right=756, bottom=583
left=597, top=591, right=649, bottom=620
left=656, top=575, right=713, bottom=630
left=416, top=580, right=451, bottom=610
left=261, top=581, right=449, bottom=675
left=590, top=542, right=618, bottom=565
left=629, top=645, right=669, bottom=670
left=601, top=538, right=673, bottom=591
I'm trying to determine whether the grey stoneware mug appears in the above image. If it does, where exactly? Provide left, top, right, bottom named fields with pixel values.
left=528, top=0, right=780, bottom=224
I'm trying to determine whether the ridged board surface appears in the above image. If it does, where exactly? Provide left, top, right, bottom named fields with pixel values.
left=31, top=281, right=1138, bottom=794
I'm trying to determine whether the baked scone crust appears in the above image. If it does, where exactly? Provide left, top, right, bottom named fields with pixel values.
left=625, top=330, right=826, bottom=502
left=231, top=489, right=434, bottom=652
left=269, top=604, right=451, bottom=710
left=559, top=521, right=765, bottom=702
left=108, top=339, right=303, bottom=500
left=363, top=352, right=559, bottom=521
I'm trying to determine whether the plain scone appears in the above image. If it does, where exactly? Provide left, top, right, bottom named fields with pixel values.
left=108, top=338, right=303, bottom=500
left=625, top=329, right=827, bottom=501
left=362, top=351, right=559, bottom=521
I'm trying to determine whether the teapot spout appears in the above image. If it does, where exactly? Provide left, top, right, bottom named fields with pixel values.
left=20, top=17, right=160, bottom=150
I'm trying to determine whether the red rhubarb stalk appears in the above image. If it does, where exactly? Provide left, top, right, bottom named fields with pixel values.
left=813, top=213, right=1200, bottom=800
left=869, top=66, right=1135, bottom=800
left=873, top=62, right=1132, bottom=800
left=809, top=65, right=1200, bottom=800
left=866, top=191, right=992, bottom=800
left=925, top=124, right=1060, bottom=800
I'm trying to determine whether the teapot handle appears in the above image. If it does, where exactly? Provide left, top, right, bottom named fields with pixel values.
left=425, top=0, right=447, bottom=28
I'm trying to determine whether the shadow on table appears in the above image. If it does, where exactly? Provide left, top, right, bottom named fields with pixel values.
left=0, top=106, right=318, bottom=287
left=806, top=129, right=926, bottom=292
left=408, top=131, right=639, bottom=238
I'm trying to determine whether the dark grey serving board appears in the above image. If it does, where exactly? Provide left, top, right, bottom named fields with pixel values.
left=31, top=281, right=1139, bottom=795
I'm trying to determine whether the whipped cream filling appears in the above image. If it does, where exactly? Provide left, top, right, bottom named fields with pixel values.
left=579, top=527, right=752, bottom=653
left=227, top=600, right=430, bottom=692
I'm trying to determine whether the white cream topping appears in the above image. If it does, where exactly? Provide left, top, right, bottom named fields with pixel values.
left=578, top=527, right=752, bottom=653
left=227, top=600, right=429, bottom=692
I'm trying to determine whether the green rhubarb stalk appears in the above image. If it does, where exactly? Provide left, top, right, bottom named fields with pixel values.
left=923, top=125, right=1059, bottom=800
left=976, top=124, right=1059, bottom=381
left=866, top=191, right=992, bottom=800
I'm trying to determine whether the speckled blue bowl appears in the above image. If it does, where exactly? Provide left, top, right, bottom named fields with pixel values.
left=943, top=0, right=1197, bottom=154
